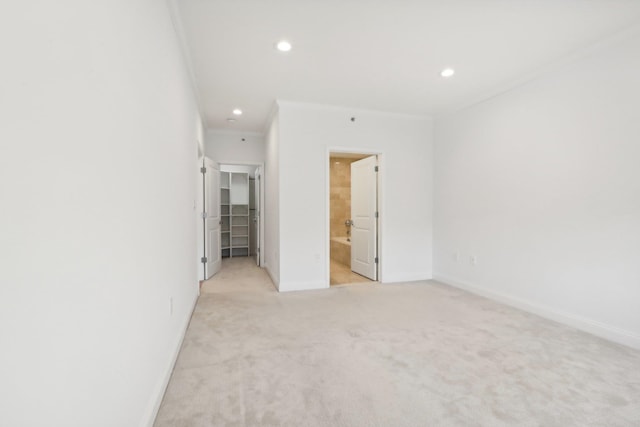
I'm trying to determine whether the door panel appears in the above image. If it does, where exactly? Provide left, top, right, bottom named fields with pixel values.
left=204, top=157, right=221, bottom=278
left=253, top=171, right=260, bottom=266
left=350, top=156, right=377, bottom=280
left=197, top=155, right=205, bottom=281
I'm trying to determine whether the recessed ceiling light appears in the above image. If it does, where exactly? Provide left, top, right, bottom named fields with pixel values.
left=226, top=118, right=236, bottom=123
left=232, top=108, right=242, bottom=115
left=441, top=68, right=455, bottom=78
left=276, top=40, right=292, bottom=52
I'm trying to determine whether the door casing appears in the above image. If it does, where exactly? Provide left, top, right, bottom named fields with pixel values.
left=326, top=148, right=383, bottom=287
left=203, top=157, right=221, bottom=279
left=216, top=161, right=266, bottom=267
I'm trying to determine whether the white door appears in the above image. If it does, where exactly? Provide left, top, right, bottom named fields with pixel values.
left=350, top=156, right=377, bottom=280
left=204, top=157, right=221, bottom=279
left=253, top=170, right=260, bottom=266
left=197, top=155, right=205, bottom=281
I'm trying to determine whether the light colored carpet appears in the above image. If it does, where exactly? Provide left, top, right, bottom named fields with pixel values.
left=155, top=257, right=640, bottom=426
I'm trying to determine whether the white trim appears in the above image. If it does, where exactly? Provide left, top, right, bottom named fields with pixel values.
left=257, top=165, right=265, bottom=270
left=165, top=0, right=205, bottom=121
left=434, top=274, right=640, bottom=351
left=325, top=152, right=331, bottom=287
left=143, top=291, right=199, bottom=427
left=278, top=280, right=329, bottom=292
left=217, top=162, right=265, bottom=267
left=382, top=274, right=432, bottom=283
left=218, top=160, right=264, bottom=167
left=196, top=152, right=205, bottom=281
left=277, top=99, right=432, bottom=121
left=326, top=148, right=384, bottom=287
left=376, top=154, right=384, bottom=283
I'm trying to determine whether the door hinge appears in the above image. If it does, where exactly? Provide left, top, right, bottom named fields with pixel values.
left=374, top=257, right=379, bottom=264
left=200, top=166, right=206, bottom=173
left=375, top=211, right=379, bottom=218
left=374, top=166, right=379, bottom=172
left=201, top=256, right=207, bottom=263
left=201, top=211, right=208, bottom=219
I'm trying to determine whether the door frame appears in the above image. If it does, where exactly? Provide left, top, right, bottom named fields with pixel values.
left=217, top=161, right=266, bottom=267
left=203, top=157, right=221, bottom=279
left=326, top=147, right=383, bottom=286
left=251, top=171, right=261, bottom=266
left=197, top=143, right=205, bottom=283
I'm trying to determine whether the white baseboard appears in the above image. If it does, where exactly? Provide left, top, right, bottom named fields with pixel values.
left=278, top=280, right=328, bottom=292
left=143, top=290, right=199, bottom=427
left=434, top=274, right=640, bottom=351
left=382, top=273, right=432, bottom=283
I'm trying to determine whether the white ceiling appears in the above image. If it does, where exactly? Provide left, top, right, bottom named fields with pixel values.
left=175, top=0, right=640, bottom=132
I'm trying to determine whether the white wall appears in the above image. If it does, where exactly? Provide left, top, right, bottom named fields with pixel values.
left=0, top=1, right=203, bottom=425
left=264, top=112, right=281, bottom=287
left=277, top=101, right=433, bottom=291
left=221, top=164, right=258, bottom=177
left=197, top=138, right=205, bottom=281
left=205, top=129, right=265, bottom=164
left=434, top=32, right=640, bottom=349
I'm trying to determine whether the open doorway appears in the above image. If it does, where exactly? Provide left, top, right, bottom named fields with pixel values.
left=219, top=164, right=263, bottom=266
left=328, top=151, right=380, bottom=286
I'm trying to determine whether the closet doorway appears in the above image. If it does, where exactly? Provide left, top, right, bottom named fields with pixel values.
left=327, top=151, right=381, bottom=286
left=219, top=164, right=264, bottom=267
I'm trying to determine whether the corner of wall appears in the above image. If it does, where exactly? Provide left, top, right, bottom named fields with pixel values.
left=264, top=263, right=280, bottom=291
left=434, top=274, right=640, bottom=351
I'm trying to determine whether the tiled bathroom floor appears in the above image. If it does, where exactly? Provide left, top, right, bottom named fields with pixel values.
left=330, top=259, right=374, bottom=286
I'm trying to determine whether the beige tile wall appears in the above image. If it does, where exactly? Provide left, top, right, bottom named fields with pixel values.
left=330, top=240, right=350, bottom=266
left=330, top=157, right=357, bottom=238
